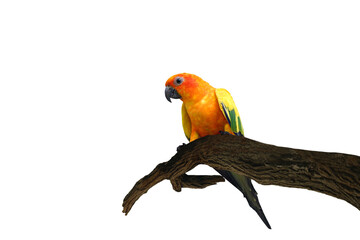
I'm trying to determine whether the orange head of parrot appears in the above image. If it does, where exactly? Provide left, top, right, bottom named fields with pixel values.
left=165, top=73, right=209, bottom=103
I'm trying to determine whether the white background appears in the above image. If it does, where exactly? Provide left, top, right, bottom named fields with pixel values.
left=1, top=0, right=360, bottom=239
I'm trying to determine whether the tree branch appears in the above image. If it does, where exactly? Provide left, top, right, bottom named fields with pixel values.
left=170, top=174, right=225, bottom=192
left=122, top=135, right=360, bottom=215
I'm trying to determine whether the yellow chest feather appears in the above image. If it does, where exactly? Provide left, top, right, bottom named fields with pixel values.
left=185, top=95, right=227, bottom=137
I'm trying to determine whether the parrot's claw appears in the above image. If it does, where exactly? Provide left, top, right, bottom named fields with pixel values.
left=219, top=130, right=231, bottom=135
left=177, top=143, right=186, bottom=152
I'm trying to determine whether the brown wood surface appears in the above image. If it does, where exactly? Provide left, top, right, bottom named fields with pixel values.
left=123, top=135, right=360, bottom=215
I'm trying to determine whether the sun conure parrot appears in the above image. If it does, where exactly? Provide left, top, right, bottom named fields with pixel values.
left=165, top=73, right=271, bottom=229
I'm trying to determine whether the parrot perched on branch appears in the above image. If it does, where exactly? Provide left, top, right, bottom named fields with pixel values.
left=165, top=73, right=271, bottom=229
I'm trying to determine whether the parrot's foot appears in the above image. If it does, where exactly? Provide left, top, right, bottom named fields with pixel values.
left=219, top=130, right=231, bottom=135
left=177, top=143, right=186, bottom=152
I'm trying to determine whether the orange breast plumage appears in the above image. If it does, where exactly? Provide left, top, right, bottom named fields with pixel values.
left=184, top=90, right=228, bottom=137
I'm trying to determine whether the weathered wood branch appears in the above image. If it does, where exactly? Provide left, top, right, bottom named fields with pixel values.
left=122, top=135, right=360, bottom=215
left=169, top=174, right=225, bottom=192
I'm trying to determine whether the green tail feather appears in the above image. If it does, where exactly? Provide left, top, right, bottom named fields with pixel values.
left=216, top=169, right=271, bottom=229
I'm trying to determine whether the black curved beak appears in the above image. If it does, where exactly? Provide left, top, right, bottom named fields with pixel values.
left=165, top=86, right=181, bottom=102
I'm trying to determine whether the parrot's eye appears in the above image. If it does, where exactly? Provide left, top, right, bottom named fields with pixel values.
left=174, top=77, right=184, bottom=86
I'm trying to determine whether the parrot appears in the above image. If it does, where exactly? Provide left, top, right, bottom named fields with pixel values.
left=165, top=73, right=271, bottom=229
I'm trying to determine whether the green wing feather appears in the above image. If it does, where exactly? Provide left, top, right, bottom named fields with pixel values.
left=215, top=88, right=244, bottom=136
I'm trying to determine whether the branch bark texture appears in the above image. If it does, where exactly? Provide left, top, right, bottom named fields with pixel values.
left=123, top=135, right=360, bottom=215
